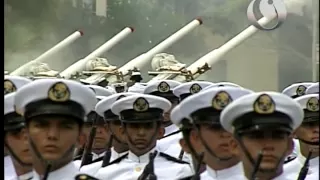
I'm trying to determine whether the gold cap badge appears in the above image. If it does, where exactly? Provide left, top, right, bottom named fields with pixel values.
left=212, top=91, right=232, bottom=110
left=253, top=94, right=275, bottom=114
left=306, top=97, right=319, bottom=112
left=48, top=82, right=70, bottom=102
left=157, top=81, right=170, bottom=93
left=190, top=83, right=202, bottom=94
left=133, top=97, right=149, bottom=112
left=296, top=85, right=306, bottom=96
left=4, top=80, right=16, bottom=95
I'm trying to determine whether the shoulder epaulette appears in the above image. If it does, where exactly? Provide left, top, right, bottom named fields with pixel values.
left=162, top=130, right=181, bottom=139
left=73, top=154, right=82, bottom=161
left=284, top=155, right=297, bottom=164
left=107, top=153, right=129, bottom=166
left=159, top=152, right=189, bottom=164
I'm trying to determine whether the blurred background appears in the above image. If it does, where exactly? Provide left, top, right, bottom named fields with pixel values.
left=4, top=0, right=319, bottom=91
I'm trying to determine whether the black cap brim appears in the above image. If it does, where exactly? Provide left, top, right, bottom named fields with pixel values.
left=237, top=124, right=292, bottom=134
left=4, top=122, right=25, bottom=131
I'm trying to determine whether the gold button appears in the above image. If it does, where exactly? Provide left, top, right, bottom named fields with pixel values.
left=135, top=167, right=142, bottom=172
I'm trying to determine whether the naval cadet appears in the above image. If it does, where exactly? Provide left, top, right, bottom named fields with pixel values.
left=5, top=93, right=33, bottom=180
left=170, top=81, right=214, bottom=169
left=281, top=82, right=315, bottom=163
left=220, top=92, right=304, bottom=180
left=14, top=79, right=96, bottom=180
left=143, top=80, right=183, bottom=156
left=74, top=85, right=115, bottom=167
left=4, top=76, right=32, bottom=179
left=305, top=83, right=319, bottom=95
left=284, top=94, right=319, bottom=179
left=177, top=86, right=253, bottom=179
left=79, top=92, right=138, bottom=175
left=94, top=94, right=193, bottom=179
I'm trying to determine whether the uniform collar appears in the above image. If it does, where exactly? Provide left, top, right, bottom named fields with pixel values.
left=206, top=162, right=242, bottom=178
left=128, top=147, right=157, bottom=163
left=18, top=171, right=33, bottom=180
left=111, top=147, right=128, bottom=160
left=297, top=152, right=319, bottom=173
left=92, top=151, right=105, bottom=160
left=164, top=124, right=179, bottom=136
left=32, top=162, right=79, bottom=180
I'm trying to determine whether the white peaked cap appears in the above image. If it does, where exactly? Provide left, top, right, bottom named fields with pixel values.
left=143, top=80, right=181, bottom=94
left=5, top=93, right=16, bottom=115
left=104, top=86, right=117, bottom=94
left=111, top=94, right=171, bottom=116
left=305, top=83, right=319, bottom=95
left=173, top=81, right=214, bottom=98
left=282, top=82, right=315, bottom=97
left=179, top=87, right=254, bottom=120
left=170, top=105, right=188, bottom=126
left=4, top=75, right=32, bottom=95
left=128, top=83, right=148, bottom=93
left=14, top=79, right=97, bottom=117
left=294, top=94, right=319, bottom=111
left=220, top=91, right=304, bottom=133
left=86, top=85, right=115, bottom=97
left=202, top=82, right=242, bottom=91
left=95, top=92, right=139, bottom=118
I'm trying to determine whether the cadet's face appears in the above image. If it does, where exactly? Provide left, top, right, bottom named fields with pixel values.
left=82, top=123, right=110, bottom=150
left=295, top=121, right=319, bottom=152
left=199, top=124, right=233, bottom=159
left=27, top=116, right=81, bottom=161
left=121, top=122, right=161, bottom=153
left=93, top=124, right=109, bottom=150
left=5, top=128, right=33, bottom=164
left=230, top=130, right=291, bottom=172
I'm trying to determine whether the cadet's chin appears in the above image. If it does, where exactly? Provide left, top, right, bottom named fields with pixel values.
left=259, top=162, right=278, bottom=173
left=41, top=153, right=63, bottom=161
left=21, top=156, right=33, bottom=164
left=134, top=144, right=148, bottom=150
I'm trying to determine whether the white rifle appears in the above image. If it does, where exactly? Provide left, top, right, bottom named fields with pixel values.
left=148, top=16, right=276, bottom=82
left=81, top=18, right=203, bottom=85
left=10, top=30, right=83, bottom=76
left=59, top=27, right=134, bottom=79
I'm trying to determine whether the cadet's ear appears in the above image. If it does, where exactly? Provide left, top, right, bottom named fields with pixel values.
left=190, top=129, right=200, bottom=142
left=118, top=125, right=127, bottom=141
left=291, top=130, right=298, bottom=139
left=157, top=127, right=165, bottom=139
left=78, top=132, right=86, bottom=147
left=286, top=136, right=294, bottom=156
left=229, top=138, right=240, bottom=156
left=179, top=138, right=191, bottom=153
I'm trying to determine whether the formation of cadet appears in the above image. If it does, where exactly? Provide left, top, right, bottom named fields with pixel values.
left=4, top=73, right=319, bottom=180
